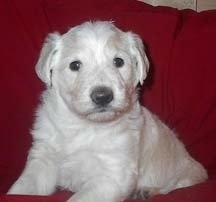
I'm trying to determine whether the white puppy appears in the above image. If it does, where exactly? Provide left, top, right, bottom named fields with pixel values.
left=8, top=21, right=207, bottom=202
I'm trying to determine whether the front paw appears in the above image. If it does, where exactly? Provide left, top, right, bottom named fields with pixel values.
left=130, top=189, right=150, bottom=200
left=130, top=187, right=160, bottom=200
left=8, top=177, right=54, bottom=196
left=8, top=179, right=36, bottom=195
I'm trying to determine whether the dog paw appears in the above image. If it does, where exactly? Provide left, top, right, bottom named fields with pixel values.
left=130, top=189, right=150, bottom=199
left=130, top=187, right=160, bottom=200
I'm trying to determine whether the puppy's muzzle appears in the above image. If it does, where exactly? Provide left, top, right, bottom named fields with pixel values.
left=90, top=86, right=113, bottom=107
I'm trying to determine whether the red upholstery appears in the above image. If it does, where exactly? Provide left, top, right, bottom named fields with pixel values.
left=1, top=0, right=216, bottom=201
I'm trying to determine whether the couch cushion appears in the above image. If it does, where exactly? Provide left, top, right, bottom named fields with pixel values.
left=165, top=10, right=216, bottom=172
left=0, top=0, right=49, bottom=193
left=1, top=1, right=216, bottom=202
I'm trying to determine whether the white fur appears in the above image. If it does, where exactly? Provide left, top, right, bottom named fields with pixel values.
left=8, top=21, right=207, bottom=202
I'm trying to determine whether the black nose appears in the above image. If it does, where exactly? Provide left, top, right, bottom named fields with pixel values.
left=90, top=86, right=113, bottom=106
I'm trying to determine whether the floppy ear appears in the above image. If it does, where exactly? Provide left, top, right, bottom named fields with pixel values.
left=35, top=33, right=61, bottom=86
left=127, top=32, right=150, bottom=85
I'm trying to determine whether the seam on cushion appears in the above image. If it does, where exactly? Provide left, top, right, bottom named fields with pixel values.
left=164, top=11, right=182, bottom=124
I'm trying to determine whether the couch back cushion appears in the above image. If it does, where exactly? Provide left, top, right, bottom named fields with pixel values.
left=165, top=10, right=216, bottom=170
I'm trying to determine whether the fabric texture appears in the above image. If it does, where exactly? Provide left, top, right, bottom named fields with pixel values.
left=1, top=0, right=216, bottom=201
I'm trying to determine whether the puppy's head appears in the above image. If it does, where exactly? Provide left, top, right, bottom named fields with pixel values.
left=36, top=21, right=149, bottom=122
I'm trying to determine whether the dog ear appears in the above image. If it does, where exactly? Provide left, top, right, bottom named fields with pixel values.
left=35, top=33, right=61, bottom=86
left=127, top=32, right=149, bottom=85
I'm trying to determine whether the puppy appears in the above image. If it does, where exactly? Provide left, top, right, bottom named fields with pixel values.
left=8, top=21, right=208, bottom=202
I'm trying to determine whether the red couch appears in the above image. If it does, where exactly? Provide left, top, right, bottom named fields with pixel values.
left=1, top=0, right=216, bottom=201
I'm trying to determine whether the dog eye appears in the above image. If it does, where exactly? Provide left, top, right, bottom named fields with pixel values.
left=69, top=61, right=82, bottom=71
left=113, top=57, right=124, bottom=68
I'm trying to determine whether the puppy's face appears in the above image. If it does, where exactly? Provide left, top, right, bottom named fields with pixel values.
left=36, top=21, right=149, bottom=122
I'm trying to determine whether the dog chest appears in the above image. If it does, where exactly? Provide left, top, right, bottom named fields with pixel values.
left=56, top=123, right=139, bottom=192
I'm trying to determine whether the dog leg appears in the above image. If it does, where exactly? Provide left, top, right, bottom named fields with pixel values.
left=8, top=157, right=57, bottom=195
left=67, top=176, right=127, bottom=202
